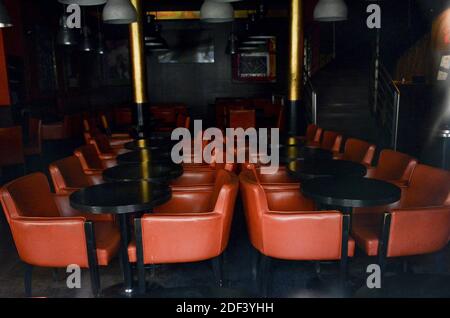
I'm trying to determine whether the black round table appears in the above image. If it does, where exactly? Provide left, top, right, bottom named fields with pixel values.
left=70, top=181, right=171, bottom=297
left=103, top=163, right=183, bottom=183
left=124, top=136, right=177, bottom=151
left=301, top=176, right=401, bottom=212
left=280, top=145, right=333, bottom=163
left=116, top=149, right=171, bottom=165
left=287, top=159, right=367, bottom=182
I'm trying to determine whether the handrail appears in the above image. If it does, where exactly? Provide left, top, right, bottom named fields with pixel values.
left=371, top=62, right=401, bottom=150
left=303, top=72, right=318, bottom=125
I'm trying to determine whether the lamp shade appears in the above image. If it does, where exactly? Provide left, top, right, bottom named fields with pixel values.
left=200, top=0, right=234, bottom=23
left=313, top=0, right=348, bottom=22
left=58, top=0, right=107, bottom=5
left=0, top=0, right=12, bottom=28
left=103, top=0, right=137, bottom=24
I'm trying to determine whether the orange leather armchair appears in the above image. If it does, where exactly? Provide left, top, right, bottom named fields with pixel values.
left=128, top=170, right=239, bottom=293
left=0, top=173, right=120, bottom=296
left=353, top=207, right=450, bottom=281
left=229, top=110, right=256, bottom=129
left=317, top=131, right=343, bottom=153
left=366, top=149, right=417, bottom=187
left=74, top=144, right=113, bottom=176
left=334, top=138, right=376, bottom=166
left=298, top=124, right=322, bottom=144
left=352, top=164, right=450, bottom=257
left=239, top=172, right=355, bottom=295
left=49, top=156, right=103, bottom=195
left=90, top=134, right=129, bottom=162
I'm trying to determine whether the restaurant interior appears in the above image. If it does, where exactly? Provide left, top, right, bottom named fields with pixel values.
left=0, top=0, right=449, bottom=299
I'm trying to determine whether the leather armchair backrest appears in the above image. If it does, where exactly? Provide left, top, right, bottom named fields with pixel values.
left=401, top=164, right=450, bottom=208
left=49, top=156, right=92, bottom=194
left=209, top=169, right=236, bottom=210
left=239, top=171, right=270, bottom=251
left=321, top=131, right=343, bottom=153
left=92, top=134, right=114, bottom=155
left=305, top=124, right=320, bottom=143
left=0, top=173, right=60, bottom=224
left=74, top=145, right=104, bottom=171
left=387, top=206, right=450, bottom=257
left=342, top=138, right=376, bottom=166
left=374, top=149, right=417, bottom=182
left=229, top=110, right=256, bottom=130
left=211, top=170, right=239, bottom=251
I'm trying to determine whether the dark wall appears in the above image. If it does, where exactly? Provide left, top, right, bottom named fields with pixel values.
left=146, top=19, right=289, bottom=121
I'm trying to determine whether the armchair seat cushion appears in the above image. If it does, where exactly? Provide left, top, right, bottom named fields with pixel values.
left=351, top=218, right=381, bottom=256
left=94, top=221, right=121, bottom=266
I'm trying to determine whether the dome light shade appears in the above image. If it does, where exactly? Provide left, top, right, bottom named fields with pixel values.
left=103, top=0, right=137, bottom=24
left=200, top=1, right=234, bottom=23
left=0, top=0, right=12, bottom=28
left=58, top=0, right=107, bottom=5
left=314, top=0, right=348, bottom=22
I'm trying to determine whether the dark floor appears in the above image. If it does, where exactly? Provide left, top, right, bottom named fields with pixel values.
left=0, top=138, right=449, bottom=298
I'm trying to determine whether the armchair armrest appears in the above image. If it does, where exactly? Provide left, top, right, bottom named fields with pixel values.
left=386, top=207, right=450, bottom=258
left=9, top=216, right=90, bottom=268
left=365, top=166, right=376, bottom=178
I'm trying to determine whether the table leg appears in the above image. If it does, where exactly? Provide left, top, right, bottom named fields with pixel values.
left=341, top=206, right=353, bottom=229
left=118, top=214, right=134, bottom=294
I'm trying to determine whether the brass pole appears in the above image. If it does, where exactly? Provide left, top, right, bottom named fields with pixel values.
left=129, top=0, right=148, bottom=136
left=287, top=0, right=304, bottom=135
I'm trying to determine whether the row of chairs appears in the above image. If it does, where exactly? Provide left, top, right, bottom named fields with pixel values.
left=1, top=131, right=239, bottom=296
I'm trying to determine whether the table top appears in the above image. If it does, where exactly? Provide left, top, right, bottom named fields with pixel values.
left=287, top=159, right=367, bottom=181
left=301, top=176, right=401, bottom=208
left=116, top=149, right=171, bottom=165
left=124, top=138, right=177, bottom=151
left=280, top=146, right=333, bottom=163
left=70, top=181, right=171, bottom=215
left=103, top=163, right=183, bottom=183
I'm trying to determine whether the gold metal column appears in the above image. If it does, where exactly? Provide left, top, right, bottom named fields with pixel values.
left=129, top=0, right=148, bottom=135
left=287, top=0, right=304, bottom=135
